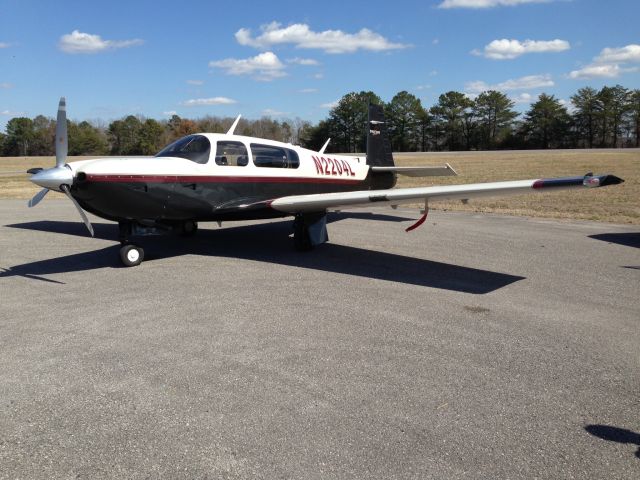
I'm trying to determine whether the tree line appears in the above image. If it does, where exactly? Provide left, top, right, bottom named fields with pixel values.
left=0, top=113, right=311, bottom=157
left=305, top=85, right=640, bottom=153
left=1, top=84, right=638, bottom=157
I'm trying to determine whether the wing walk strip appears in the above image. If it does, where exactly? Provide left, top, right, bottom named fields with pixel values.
left=269, top=174, right=624, bottom=214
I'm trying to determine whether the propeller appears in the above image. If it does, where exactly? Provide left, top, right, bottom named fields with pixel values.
left=61, top=185, right=94, bottom=236
left=27, top=187, right=48, bottom=208
left=27, top=97, right=94, bottom=236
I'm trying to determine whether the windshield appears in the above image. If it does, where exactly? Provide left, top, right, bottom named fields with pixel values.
left=155, top=135, right=210, bottom=164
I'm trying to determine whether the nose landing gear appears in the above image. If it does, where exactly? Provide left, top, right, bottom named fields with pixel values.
left=116, top=220, right=198, bottom=267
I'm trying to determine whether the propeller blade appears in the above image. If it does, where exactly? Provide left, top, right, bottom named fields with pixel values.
left=55, top=97, right=68, bottom=168
left=28, top=188, right=49, bottom=208
left=61, top=185, right=94, bottom=237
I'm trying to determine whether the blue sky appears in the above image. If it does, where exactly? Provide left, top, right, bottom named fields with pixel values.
left=1, top=0, right=639, bottom=130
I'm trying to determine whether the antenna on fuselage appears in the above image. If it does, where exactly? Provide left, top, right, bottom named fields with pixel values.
left=227, top=115, right=241, bottom=135
left=318, top=138, right=330, bottom=155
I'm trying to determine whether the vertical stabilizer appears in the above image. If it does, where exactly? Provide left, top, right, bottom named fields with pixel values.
left=366, top=103, right=394, bottom=167
left=366, top=103, right=396, bottom=189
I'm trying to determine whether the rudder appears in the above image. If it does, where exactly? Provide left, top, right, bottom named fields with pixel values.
left=366, top=103, right=394, bottom=167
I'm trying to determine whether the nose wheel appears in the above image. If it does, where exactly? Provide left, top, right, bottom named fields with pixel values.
left=119, top=244, right=144, bottom=267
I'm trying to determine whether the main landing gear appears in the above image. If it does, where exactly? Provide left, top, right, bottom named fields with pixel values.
left=117, top=220, right=198, bottom=267
left=180, top=220, right=198, bottom=237
left=293, top=212, right=328, bottom=251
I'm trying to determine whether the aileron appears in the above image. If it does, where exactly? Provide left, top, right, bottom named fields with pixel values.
left=371, top=163, right=457, bottom=177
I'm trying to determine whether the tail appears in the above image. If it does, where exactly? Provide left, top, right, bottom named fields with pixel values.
left=366, top=103, right=394, bottom=167
left=367, top=103, right=396, bottom=189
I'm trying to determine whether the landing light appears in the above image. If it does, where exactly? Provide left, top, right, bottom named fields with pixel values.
left=583, top=177, right=601, bottom=188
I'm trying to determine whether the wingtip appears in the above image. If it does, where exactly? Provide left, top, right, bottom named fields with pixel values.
left=596, top=174, right=624, bottom=187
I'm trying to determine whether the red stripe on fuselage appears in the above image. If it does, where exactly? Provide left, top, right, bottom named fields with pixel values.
left=84, top=174, right=362, bottom=185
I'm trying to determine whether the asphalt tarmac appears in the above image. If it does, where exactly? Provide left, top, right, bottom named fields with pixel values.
left=1, top=199, right=638, bottom=479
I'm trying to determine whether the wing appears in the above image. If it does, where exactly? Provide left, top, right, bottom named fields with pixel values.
left=270, top=174, right=623, bottom=214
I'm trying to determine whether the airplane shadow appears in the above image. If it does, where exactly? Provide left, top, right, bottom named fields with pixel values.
left=3, top=220, right=524, bottom=293
left=4, top=210, right=414, bottom=241
left=585, top=425, right=640, bottom=459
left=589, top=232, right=640, bottom=249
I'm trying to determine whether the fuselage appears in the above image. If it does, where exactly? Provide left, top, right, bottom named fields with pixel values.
left=67, top=133, right=389, bottom=223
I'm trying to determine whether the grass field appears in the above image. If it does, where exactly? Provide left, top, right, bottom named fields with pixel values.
left=394, top=149, right=639, bottom=224
left=1, top=150, right=638, bottom=224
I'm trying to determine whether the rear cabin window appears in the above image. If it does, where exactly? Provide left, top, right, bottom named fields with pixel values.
left=250, top=143, right=299, bottom=169
left=155, top=135, right=210, bottom=164
left=215, top=141, right=249, bottom=166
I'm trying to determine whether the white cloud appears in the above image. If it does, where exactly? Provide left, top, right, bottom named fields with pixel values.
left=235, top=22, right=409, bottom=54
left=262, top=108, right=289, bottom=117
left=512, top=92, right=535, bottom=104
left=287, top=57, right=320, bottom=66
left=415, top=84, right=432, bottom=91
left=473, top=39, right=570, bottom=60
left=466, top=74, right=554, bottom=93
left=1, top=110, right=23, bottom=116
left=209, top=51, right=287, bottom=81
left=299, top=88, right=318, bottom=93
left=313, top=73, right=324, bottom=79
left=186, top=80, right=204, bottom=85
left=320, top=100, right=339, bottom=109
left=163, top=110, right=178, bottom=116
left=0, top=42, right=11, bottom=48
left=58, top=30, right=143, bottom=54
left=558, top=98, right=574, bottom=113
left=0, top=82, right=13, bottom=89
left=182, top=97, right=237, bottom=106
left=595, top=44, right=640, bottom=63
left=568, top=64, right=638, bottom=80
left=438, top=0, right=553, bottom=8
left=568, top=43, right=640, bottom=79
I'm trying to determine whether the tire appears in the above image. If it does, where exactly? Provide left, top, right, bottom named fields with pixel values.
left=120, top=244, right=144, bottom=267
left=293, top=218, right=313, bottom=251
left=181, top=220, right=198, bottom=237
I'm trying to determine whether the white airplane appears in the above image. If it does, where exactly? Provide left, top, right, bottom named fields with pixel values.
left=27, top=98, right=623, bottom=266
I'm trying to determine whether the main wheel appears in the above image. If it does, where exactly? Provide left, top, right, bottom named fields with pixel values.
left=293, top=217, right=313, bottom=251
left=120, top=244, right=144, bottom=267
left=181, top=220, right=198, bottom=237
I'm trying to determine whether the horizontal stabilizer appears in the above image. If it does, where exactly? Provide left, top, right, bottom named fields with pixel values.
left=371, top=163, right=457, bottom=177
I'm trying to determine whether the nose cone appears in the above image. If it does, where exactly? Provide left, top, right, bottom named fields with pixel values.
left=30, top=166, right=74, bottom=191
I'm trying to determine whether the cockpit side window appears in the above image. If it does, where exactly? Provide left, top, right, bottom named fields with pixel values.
left=155, top=135, right=211, bottom=164
left=250, top=143, right=300, bottom=169
left=215, top=141, right=249, bottom=167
